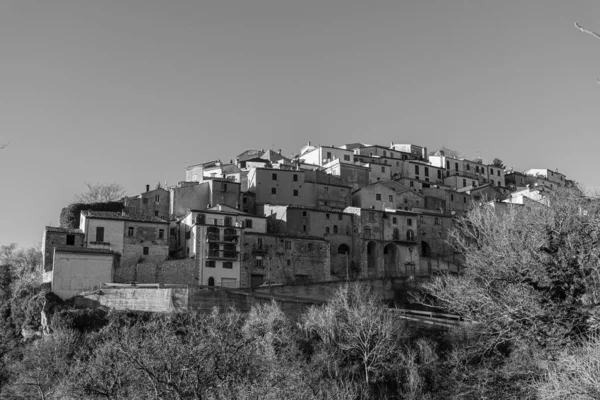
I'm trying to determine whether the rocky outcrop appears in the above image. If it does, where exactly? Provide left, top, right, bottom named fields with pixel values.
left=40, top=291, right=65, bottom=335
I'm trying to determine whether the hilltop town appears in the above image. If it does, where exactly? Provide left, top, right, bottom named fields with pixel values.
left=40, top=141, right=571, bottom=302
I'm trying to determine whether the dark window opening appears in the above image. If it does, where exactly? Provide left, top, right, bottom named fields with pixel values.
left=143, top=247, right=149, bottom=255
left=96, top=227, right=104, bottom=242
left=66, top=235, right=75, bottom=245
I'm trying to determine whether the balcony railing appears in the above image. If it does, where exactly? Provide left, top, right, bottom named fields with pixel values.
left=206, top=249, right=238, bottom=260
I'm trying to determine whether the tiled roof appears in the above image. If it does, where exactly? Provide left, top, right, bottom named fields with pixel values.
left=82, top=211, right=169, bottom=224
left=54, top=246, right=115, bottom=255
left=45, top=227, right=84, bottom=235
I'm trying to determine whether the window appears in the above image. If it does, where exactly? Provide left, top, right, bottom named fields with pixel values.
left=407, top=230, right=414, bottom=241
left=325, top=227, right=330, bottom=234
left=343, top=155, right=351, bottom=161
left=223, top=262, right=233, bottom=269
left=490, top=168, right=493, bottom=175
left=154, top=211, right=159, bottom=216
left=255, top=258, right=263, bottom=267
left=415, top=165, right=420, bottom=175
left=463, top=197, right=467, bottom=204
left=287, top=259, right=291, bottom=266
left=271, top=188, right=277, bottom=195
left=243, top=197, right=247, bottom=203
left=392, top=217, right=397, bottom=224
left=224, top=217, right=232, bottom=227
left=196, top=214, right=206, bottom=225
left=333, top=225, right=338, bottom=234
left=407, top=218, right=413, bottom=226
left=257, top=238, right=263, bottom=248
left=437, top=170, right=442, bottom=179
left=127, top=227, right=134, bottom=237
left=245, top=219, right=253, bottom=228
left=455, top=163, right=459, bottom=171
left=451, top=194, right=454, bottom=201
left=223, top=183, right=228, bottom=192
left=208, top=277, right=215, bottom=286
left=285, top=241, right=291, bottom=250
left=327, top=152, right=332, bottom=159
left=491, top=180, right=495, bottom=186
left=326, top=214, right=330, bottom=220
left=324, top=187, right=329, bottom=194
left=155, top=195, right=160, bottom=202
left=389, top=195, right=393, bottom=202
left=497, top=170, right=501, bottom=177
left=446, top=161, right=450, bottom=169
left=396, top=161, right=400, bottom=167
left=308, top=243, right=314, bottom=250
left=338, top=243, right=349, bottom=254
left=435, top=217, right=439, bottom=225
left=462, top=179, right=467, bottom=187
left=340, top=188, right=346, bottom=197
left=410, top=181, right=414, bottom=187
left=425, top=167, right=429, bottom=177
left=393, top=228, right=399, bottom=240
left=66, top=234, right=75, bottom=245
left=143, top=198, right=149, bottom=204
left=303, top=225, right=307, bottom=232
left=293, top=189, right=299, bottom=196
left=376, top=193, right=381, bottom=201
left=158, top=229, right=164, bottom=239
left=143, top=247, right=149, bottom=255
left=302, top=211, right=307, bottom=217
left=293, top=174, right=298, bottom=182
left=338, top=213, right=343, bottom=220
left=368, top=212, right=375, bottom=222
left=383, top=150, right=387, bottom=157
left=96, top=227, right=104, bottom=242
left=381, top=166, right=385, bottom=173
left=206, top=260, right=216, bottom=268
left=467, top=164, right=470, bottom=171
left=272, top=173, right=278, bottom=180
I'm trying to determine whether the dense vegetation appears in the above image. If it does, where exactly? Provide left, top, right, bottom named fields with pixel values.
left=2, top=188, right=600, bottom=399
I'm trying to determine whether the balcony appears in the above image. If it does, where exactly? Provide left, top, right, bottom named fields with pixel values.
left=206, top=249, right=238, bottom=260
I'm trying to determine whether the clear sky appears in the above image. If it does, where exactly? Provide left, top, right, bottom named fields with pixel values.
left=2, top=0, right=600, bottom=248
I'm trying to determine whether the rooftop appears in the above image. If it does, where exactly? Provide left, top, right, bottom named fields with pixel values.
left=54, top=246, right=115, bottom=255
left=82, top=211, right=169, bottom=224
left=45, top=226, right=84, bottom=235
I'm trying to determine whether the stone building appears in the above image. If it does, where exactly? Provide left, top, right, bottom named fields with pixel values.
left=80, top=211, right=169, bottom=269
left=241, top=232, right=330, bottom=288
left=124, top=185, right=170, bottom=220
left=41, top=226, right=85, bottom=273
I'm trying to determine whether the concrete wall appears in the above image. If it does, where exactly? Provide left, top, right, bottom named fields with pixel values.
left=208, top=180, right=241, bottom=209
left=322, top=160, right=370, bottom=191
left=52, top=251, right=113, bottom=300
left=114, top=259, right=198, bottom=285
left=170, top=182, right=210, bottom=218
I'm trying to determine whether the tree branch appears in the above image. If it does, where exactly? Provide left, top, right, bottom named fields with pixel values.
left=575, top=22, right=600, bottom=41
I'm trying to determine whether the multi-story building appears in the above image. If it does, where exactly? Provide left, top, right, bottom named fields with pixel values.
left=262, top=205, right=357, bottom=279
left=525, top=168, right=566, bottom=186
left=124, top=185, right=170, bottom=220
left=247, top=167, right=351, bottom=209
left=41, top=226, right=85, bottom=273
left=429, top=153, right=505, bottom=190
left=241, top=233, right=330, bottom=287
left=352, top=181, right=425, bottom=211
left=345, top=207, right=420, bottom=278
left=299, top=143, right=355, bottom=167
left=322, top=159, right=370, bottom=191
left=80, top=211, right=169, bottom=269
left=422, top=187, right=470, bottom=215
left=178, top=205, right=267, bottom=288
left=170, top=179, right=241, bottom=218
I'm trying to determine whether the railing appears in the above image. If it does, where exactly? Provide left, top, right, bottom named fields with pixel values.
left=206, top=249, right=238, bottom=259
left=390, top=308, right=472, bottom=328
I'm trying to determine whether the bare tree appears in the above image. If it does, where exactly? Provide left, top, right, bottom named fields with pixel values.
left=415, top=188, right=600, bottom=353
left=575, top=22, right=600, bottom=84
left=492, top=158, right=505, bottom=168
left=76, top=182, right=125, bottom=204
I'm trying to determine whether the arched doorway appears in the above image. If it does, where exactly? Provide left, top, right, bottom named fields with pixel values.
left=421, top=241, right=431, bottom=257
left=208, top=277, right=215, bottom=287
left=367, top=241, right=377, bottom=275
left=383, top=243, right=397, bottom=276
left=336, top=243, right=350, bottom=279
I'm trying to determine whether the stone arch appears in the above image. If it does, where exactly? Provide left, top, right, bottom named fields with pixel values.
left=383, top=243, right=397, bottom=276
left=208, top=277, right=215, bottom=287
left=338, top=243, right=350, bottom=254
left=421, top=241, right=431, bottom=257
left=367, top=241, right=377, bottom=274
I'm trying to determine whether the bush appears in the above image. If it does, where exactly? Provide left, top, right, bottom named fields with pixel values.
left=59, top=201, right=124, bottom=229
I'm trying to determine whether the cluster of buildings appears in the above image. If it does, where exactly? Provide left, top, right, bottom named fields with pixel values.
left=41, top=142, right=571, bottom=300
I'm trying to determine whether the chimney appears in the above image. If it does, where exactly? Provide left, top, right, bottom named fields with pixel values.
left=278, top=149, right=281, bottom=154
left=146, top=184, right=150, bottom=192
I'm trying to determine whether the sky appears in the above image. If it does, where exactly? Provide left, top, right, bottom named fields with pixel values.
left=2, top=0, right=600, bottom=248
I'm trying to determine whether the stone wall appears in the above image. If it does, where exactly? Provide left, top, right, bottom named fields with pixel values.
left=114, top=259, right=198, bottom=285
